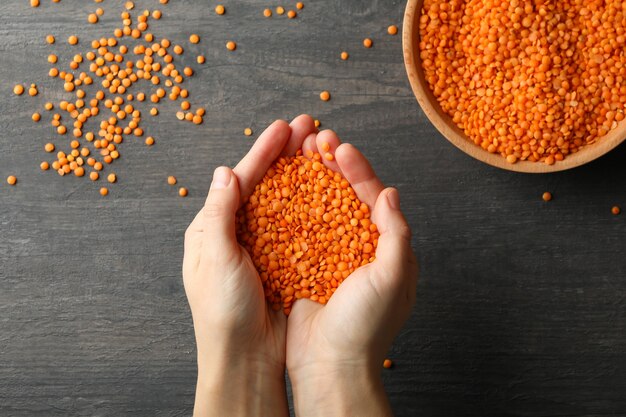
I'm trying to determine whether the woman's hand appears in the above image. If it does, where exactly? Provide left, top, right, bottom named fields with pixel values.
left=285, top=123, right=419, bottom=417
left=183, top=117, right=319, bottom=416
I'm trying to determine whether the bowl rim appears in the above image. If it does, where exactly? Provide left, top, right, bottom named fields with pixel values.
left=402, top=0, right=626, bottom=174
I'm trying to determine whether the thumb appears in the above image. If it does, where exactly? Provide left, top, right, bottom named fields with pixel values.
left=371, top=188, right=416, bottom=289
left=202, top=166, right=241, bottom=261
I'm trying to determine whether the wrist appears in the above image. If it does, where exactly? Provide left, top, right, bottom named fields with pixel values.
left=194, top=350, right=288, bottom=417
left=289, top=360, right=392, bottom=417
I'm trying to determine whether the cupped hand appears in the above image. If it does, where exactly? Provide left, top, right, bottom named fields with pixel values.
left=182, top=116, right=320, bottom=416
left=284, top=119, right=419, bottom=416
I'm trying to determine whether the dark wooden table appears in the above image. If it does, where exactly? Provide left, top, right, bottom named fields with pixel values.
left=1, top=1, right=625, bottom=416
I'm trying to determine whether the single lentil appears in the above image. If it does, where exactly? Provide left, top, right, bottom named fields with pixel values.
left=320, top=91, right=331, bottom=101
left=7, top=176, right=17, bottom=185
left=612, top=206, right=621, bottom=215
left=542, top=192, right=552, bottom=202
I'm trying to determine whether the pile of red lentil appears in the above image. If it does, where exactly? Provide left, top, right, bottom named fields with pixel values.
left=419, top=0, right=626, bottom=165
left=236, top=150, right=379, bottom=315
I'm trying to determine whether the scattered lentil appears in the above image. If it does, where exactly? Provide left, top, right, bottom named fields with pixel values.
left=612, top=206, right=621, bottom=215
left=215, top=5, right=225, bottom=15
left=100, top=187, right=109, bottom=196
left=226, top=41, right=237, bottom=51
left=340, top=51, right=349, bottom=60
left=383, top=359, right=393, bottom=369
left=244, top=128, right=253, bottom=136
left=387, top=25, right=398, bottom=35
left=13, top=85, right=25, bottom=96
left=263, top=8, right=272, bottom=17
left=167, top=176, right=177, bottom=185
left=542, top=192, right=552, bottom=202
left=320, top=91, right=331, bottom=101
left=7, top=176, right=17, bottom=185
left=178, top=187, right=188, bottom=197
left=363, top=38, right=373, bottom=48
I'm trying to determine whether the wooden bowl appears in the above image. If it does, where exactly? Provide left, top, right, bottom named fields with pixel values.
left=402, top=0, right=626, bottom=173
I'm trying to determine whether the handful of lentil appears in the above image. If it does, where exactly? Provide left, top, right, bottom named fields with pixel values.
left=236, top=151, right=379, bottom=315
left=420, top=0, right=626, bottom=165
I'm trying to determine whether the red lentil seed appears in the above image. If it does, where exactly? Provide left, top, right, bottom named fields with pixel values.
left=235, top=151, right=379, bottom=314
left=612, top=206, right=621, bottom=215
left=420, top=0, right=626, bottom=165
left=542, top=192, right=552, bottom=202
left=383, top=359, right=393, bottom=369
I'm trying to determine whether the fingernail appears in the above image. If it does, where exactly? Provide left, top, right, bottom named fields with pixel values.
left=211, top=167, right=231, bottom=190
left=386, top=188, right=400, bottom=210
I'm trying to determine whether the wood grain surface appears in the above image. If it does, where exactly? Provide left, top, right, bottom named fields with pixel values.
left=0, top=1, right=625, bottom=416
